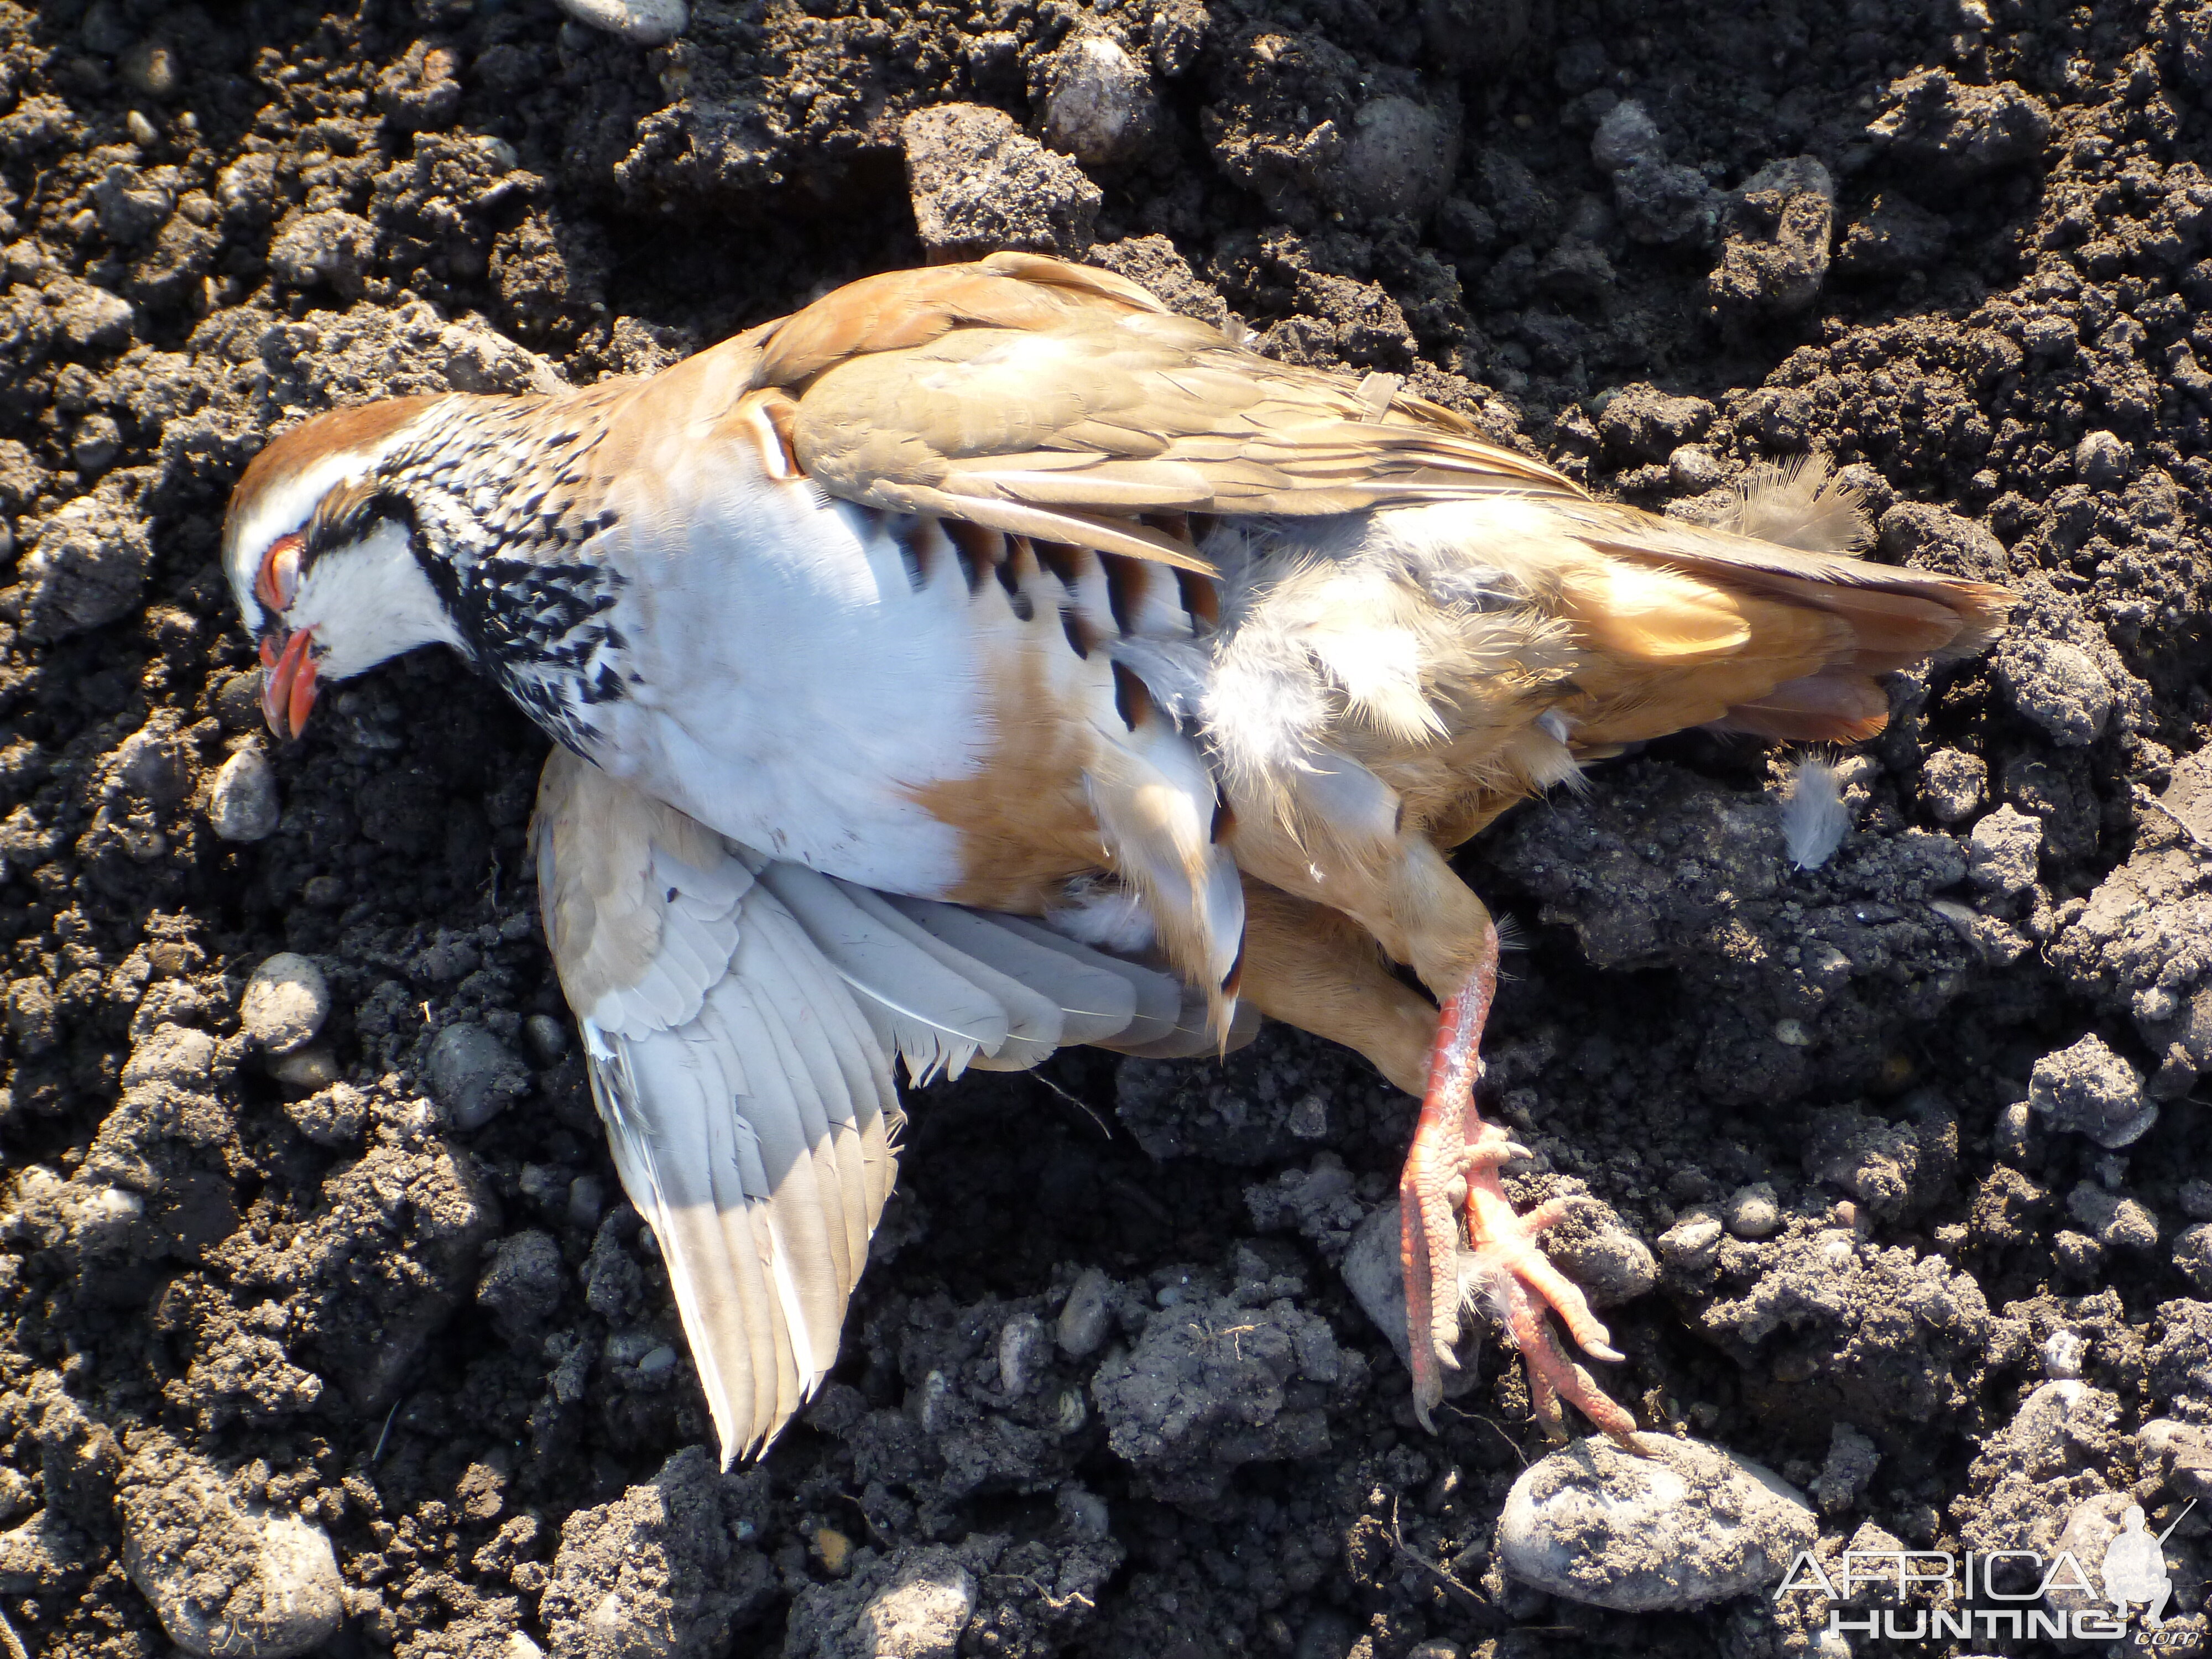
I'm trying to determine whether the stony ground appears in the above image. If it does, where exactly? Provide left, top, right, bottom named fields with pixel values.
left=1, top=0, right=2210, bottom=1654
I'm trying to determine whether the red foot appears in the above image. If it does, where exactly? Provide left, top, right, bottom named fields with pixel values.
left=1399, top=942, right=1641, bottom=1449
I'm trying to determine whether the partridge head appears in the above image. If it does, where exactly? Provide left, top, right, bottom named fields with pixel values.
left=222, top=253, right=2011, bottom=1463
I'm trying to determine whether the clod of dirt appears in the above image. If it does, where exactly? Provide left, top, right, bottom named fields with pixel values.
left=283, top=1081, right=367, bottom=1149
left=1035, top=34, right=1158, bottom=167
left=1814, top=1423, right=1880, bottom=1515
left=1590, top=98, right=1719, bottom=247
left=1958, top=1379, right=2122, bottom=1580
left=901, top=106, right=1101, bottom=260
left=206, top=748, right=280, bottom=842
left=536, top=1446, right=775, bottom=1659
left=1541, top=1194, right=1658, bottom=1308
left=117, top=1432, right=342, bottom=1659
left=13, top=478, right=152, bottom=641
left=1706, top=156, right=1835, bottom=323
left=1994, top=635, right=2117, bottom=747
left=1090, top=1257, right=1349, bottom=1503
left=784, top=1543, right=975, bottom=1659
left=477, top=1229, right=566, bottom=1344
left=1834, top=191, right=1952, bottom=279
left=557, top=0, right=689, bottom=46
left=239, top=953, right=329, bottom=1055
left=2027, top=1032, right=2155, bottom=1149
left=427, top=1020, right=531, bottom=1131
left=1497, top=1437, right=1815, bottom=1611
left=1921, top=748, right=1987, bottom=825
left=1866, top=70, right=2054, bottom=182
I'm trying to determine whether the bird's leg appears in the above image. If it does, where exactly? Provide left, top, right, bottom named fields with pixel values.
left=1399, top=917, right=1641, bottom=1448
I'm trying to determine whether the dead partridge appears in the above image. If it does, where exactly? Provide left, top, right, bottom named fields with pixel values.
left=221, top=252, right=2011, bottom=1463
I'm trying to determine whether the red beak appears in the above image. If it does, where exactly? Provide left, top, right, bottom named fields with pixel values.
left=260, top=627, right=320, bottom=739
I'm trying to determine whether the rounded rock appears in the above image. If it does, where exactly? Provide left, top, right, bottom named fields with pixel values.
left=1721, top=1182, right=1782, bottom=1240
left=208, top=748, right=280, bottom=842
left=1056, top=1266, right=1114, bottom=1358
left=1038, top=33, right=1158, bottom=166
left=1337, top=95, right=1458, bottom=223
left=555, top=0, right=686, bottom=45
left=2074, top=429, right=2132, bottom=486
left=427, top=1022, right=531, bottom=1131
left=1498, top=1436, right=1815, bottom=1610
left=240, top=954, right=330, bottom=1055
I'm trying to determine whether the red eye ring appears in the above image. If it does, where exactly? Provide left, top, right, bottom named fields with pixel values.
left=254, top=531, right=304, bottom=614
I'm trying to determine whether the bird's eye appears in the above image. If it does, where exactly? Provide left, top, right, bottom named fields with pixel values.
left=255, top=531, right=304, bottom=614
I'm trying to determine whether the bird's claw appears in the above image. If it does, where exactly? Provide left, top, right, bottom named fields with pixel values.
left=1400, top=982, right=1640, bottom=1449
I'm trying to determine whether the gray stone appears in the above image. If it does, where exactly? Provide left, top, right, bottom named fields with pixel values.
left=1656, top=1209, right=1723, bottom=1273
left=2028, top=1033, right=2154, bottom=1149
left=2074, top=429, right=2132, bottom=486
left=1341, top=1200, right=1476, bottom=1392
left=427, top=1022, right=530, bottom=1131
left=1037, top=34, right=1157, bottom=166
left=1721, top=1182, right=1781, bottom=1240
left=1056, top=1266, right=1113, bottom=1358
left=208, top=749, right=280, bottom=842
left=555, top=0, right=687, bottom=45
left=122, top=1022, right=216, bottom=1090
left=1497, top=1436, right=1815, bottom=1610
left=1540, top=1196, right=1657, bottom=1308
left=240, top=953, right=329, bottom=1055
left=1335, top=95, right=1457, bottom=223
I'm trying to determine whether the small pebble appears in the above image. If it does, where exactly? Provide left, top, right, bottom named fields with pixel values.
left=524, top=1012, right=570, bottom=1066
left=1037, top=33, right=1157, bottom=165
left=1340, top=1201, right=1485, bottom=1391
left=2074, top=429, right=2132, bottom=486
left=1667, top=444, right=1722, bottom=492
left=1497, top=1436, right=1815, bottom=1610
left=2041, top=1328, right=2088, bottom=1379
left=240, top=953, right=330, bottom=1054
left=268, top=1045, right=341, bottom=1092
left=998, top=1313, right=1050, bottom=1397
left=505, top=1635, right=547, bottom=1659
left=555, top=0, right=687, bottom=45
left=427, top=1022, right=531, bottom=1131
left=208, top=748, right=280, bottom=841
left=637, top=1345, right=677, bottom=1376
left=1657, top=1209, right=1724, bottom=1272
left=1721, top=1182, right=1781, bottom=1239
left=1057, top=1266, right=1113, bottom=1359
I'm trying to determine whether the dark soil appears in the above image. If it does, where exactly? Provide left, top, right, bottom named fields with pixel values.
left=1, top=0, right=2209, bottom=1654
